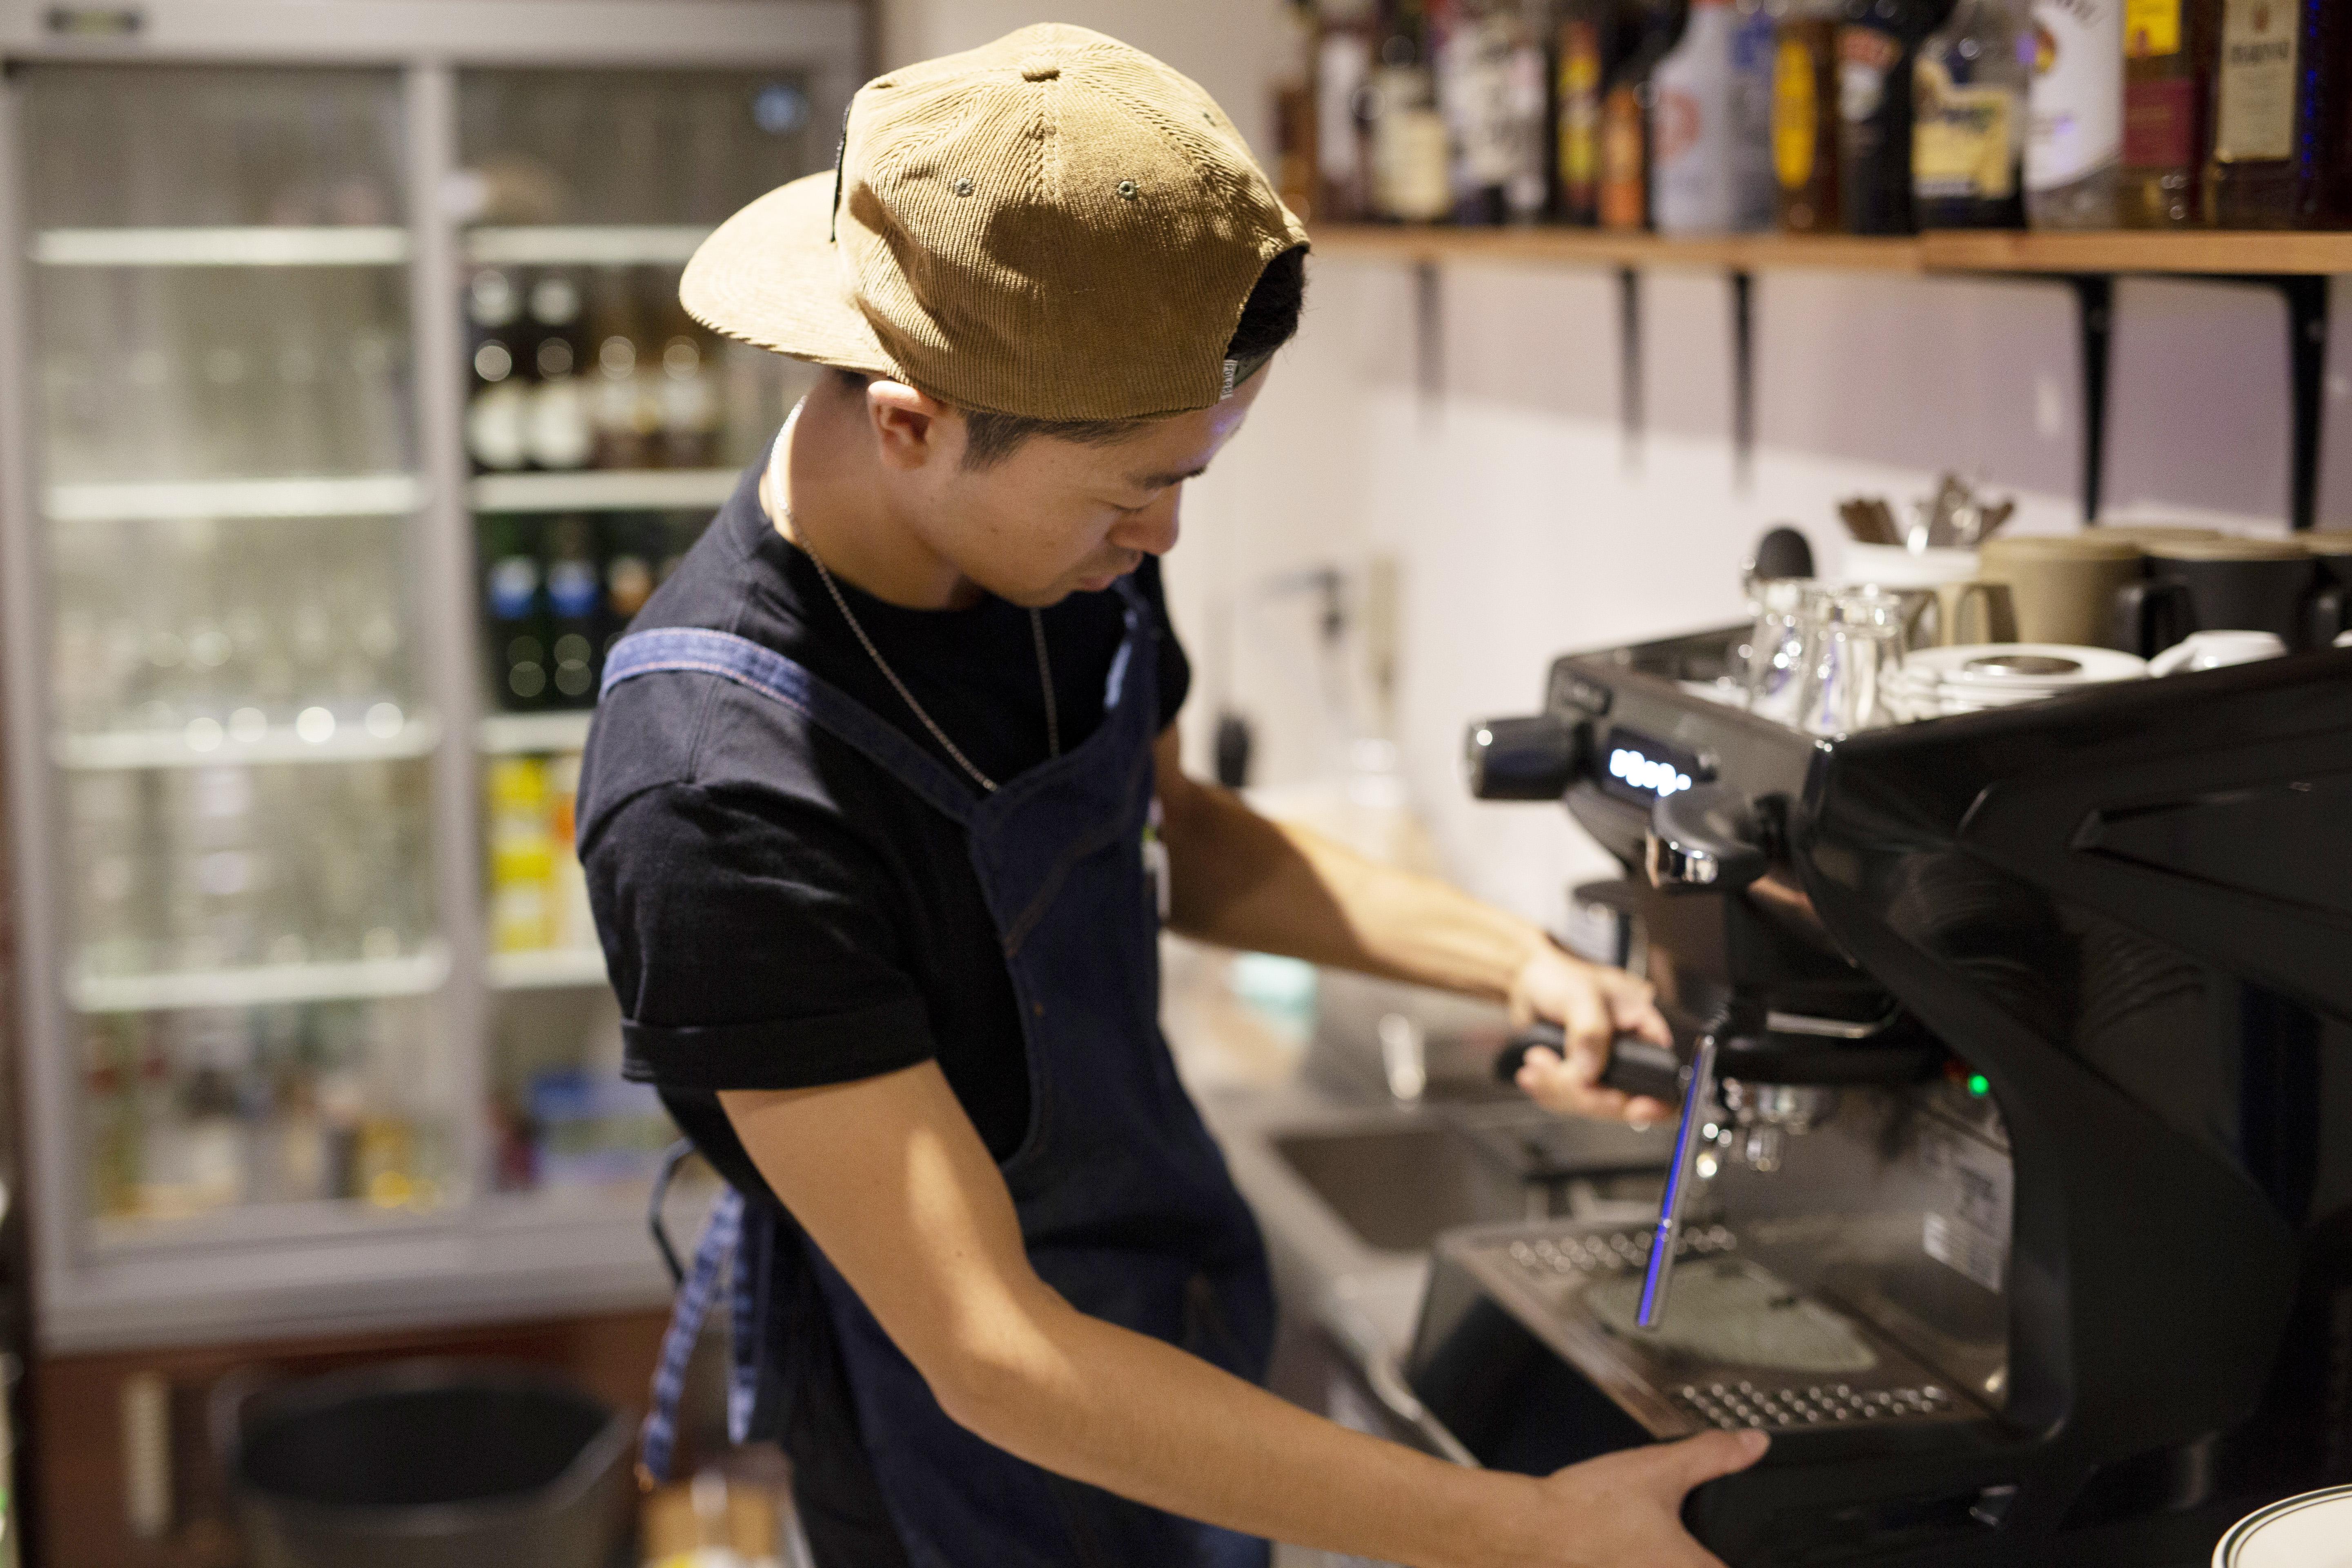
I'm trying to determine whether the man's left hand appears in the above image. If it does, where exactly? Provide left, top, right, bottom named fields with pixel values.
left=1506, top=944, right=1676, bottom=1127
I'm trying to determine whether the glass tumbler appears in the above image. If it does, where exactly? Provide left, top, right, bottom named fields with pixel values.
left=1791, top=586, right=1911, bottom=737
left=1744, top=579, right=1824, bottom=725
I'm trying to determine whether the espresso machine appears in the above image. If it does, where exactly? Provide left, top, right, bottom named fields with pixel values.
left=1410, top=625, right=2352, bottom=1564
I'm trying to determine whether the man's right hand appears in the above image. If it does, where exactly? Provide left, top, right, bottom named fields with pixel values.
left=1486, top=1430, right=1769, bottom=1568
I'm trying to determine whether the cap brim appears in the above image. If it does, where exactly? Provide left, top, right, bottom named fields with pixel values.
left=680, top=171, right=903, bottom=379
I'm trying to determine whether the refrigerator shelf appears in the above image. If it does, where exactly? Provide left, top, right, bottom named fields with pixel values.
left=461, top=224, right=712, bottom=267
left=55, top=709, right=443, bottom=770
left=477, top=710, right=592, bottom=754
left=45, top=474, right=426, bottom=523
left=70, top=941, right=452, bottom=1014
left=488, top=947, right=608, bottom=991
left=468, top=468, right=739, bottom=513
left=31, top=226, right=412, bottom=268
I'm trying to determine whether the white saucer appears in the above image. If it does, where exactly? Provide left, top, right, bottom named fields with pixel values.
left=1904, top=644, right=2149, bottom=692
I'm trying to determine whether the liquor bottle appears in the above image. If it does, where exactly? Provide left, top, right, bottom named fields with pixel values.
left=463, top=267, right=530, bottom=472
left=1274, top=2, right=1321, bottom=218
left=1442, top=0, right=1553, bottom=223
left=1315, top=0, right=1382, bottom=221
left=2119, top=0, right=2217, bottom=225
left=653, top=283, right=722, bottom=469
left=525, top=269, right=594, bottom=470
left=486, top=756, right=555, bottom=953
left=1838, top=0, right=1956, bottom=234
left=2026, top=0, right=2123, bottom=227
left=1599, top=0, right=1691, bottom=229
left=542, top=515, right=603, bottom=706
left=1914, top=0, right=2032, bottom=226
left=1372, top=0, right=1454, bottom=220
left=1555, top=0, right=1627, bottom=222
left=1776, top=0, right=1846, bottom=229
left=1653, top=0, right=1780, bottom=232
left=600, top=514, right=658, bottom=657
left=585, top=267, right=657, bottom=469
left=2204, top=0, right=2344, bottom=228
left=481, top=513, right=550, bottom=710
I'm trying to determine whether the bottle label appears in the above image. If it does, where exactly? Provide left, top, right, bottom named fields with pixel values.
left=1837, top=24, right=1902, bottom=128
left=2123, top=74, right=2196, bottom=167
left=2125, top=0, right=2181, bottom=57
left=1915, top=58, right=2020, bottom=199
left=2027, top=0, right=2124, bottom=192
left=2214, top=0, right=2299, bottom=164
left=1599, top=83, right=1647, bottom=228
left=1558, top=20, right=1605, bottom=203
left=1775, top=34, right=1819, bottom=191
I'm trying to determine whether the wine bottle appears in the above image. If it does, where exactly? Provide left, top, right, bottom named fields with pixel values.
left=1913, top=0, right=2031, bottom=227
left=481, top=513, right=548, bottom=711
left=525, top=269, right=593, bottom=470
left=1775, top=0, right=1845, bottom=229
left=1838, top=0, right=1956, bottom=234
left=1373, top=0, right=1454, bottom=220
left=2119, top=0, right=2217, bottom=227
left=1555, top=0, right=1627, bottom=222
left=2026, top=0, right=2123, bottom=227
left=542, top=514, right=602, bottom=707
left=1599, top=0, right=1691, bottom=230
left=463, top=268, right=530, bottom=473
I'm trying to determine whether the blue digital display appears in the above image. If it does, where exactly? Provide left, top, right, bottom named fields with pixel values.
left=1597, top=728, right=1706, bottom=805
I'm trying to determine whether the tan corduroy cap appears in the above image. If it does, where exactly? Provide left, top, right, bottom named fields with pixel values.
left=681, top=23, right=1309, bottom=423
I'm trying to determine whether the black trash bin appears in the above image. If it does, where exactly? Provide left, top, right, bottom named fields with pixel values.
left=217, top=1359, right=634, bottom=1568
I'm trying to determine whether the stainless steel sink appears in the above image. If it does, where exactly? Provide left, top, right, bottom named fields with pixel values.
left=1272, top=1117, right=1670, bottom=1255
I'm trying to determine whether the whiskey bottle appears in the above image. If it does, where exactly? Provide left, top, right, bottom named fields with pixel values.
left=1599, top=0, right=1691, bottom=229
left=1914, top=0, right=2031, bottom=227
left=2120, top=0, right=2218, bottom=227
left=2204, top=0, right=2345, bottom=228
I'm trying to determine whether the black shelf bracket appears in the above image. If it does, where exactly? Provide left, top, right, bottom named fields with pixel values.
left=1731, top=269, right=1756, bottom=492
left=2259, top=274, right=2329, bottom=534
left=1618, top=265, right=1643, bottom=466
left=2076, top=271, right=2329, bottom=535
left=1413, top=258, right=1443, bottom=419
left=2069, top=275, right=2115, bottom=528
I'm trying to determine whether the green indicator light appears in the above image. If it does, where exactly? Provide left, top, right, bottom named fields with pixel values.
left=1967, top=1074, right=1991, bottom=1097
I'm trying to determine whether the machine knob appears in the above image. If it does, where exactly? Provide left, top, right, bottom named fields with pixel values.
left=1464, top=714, right=1582, bottom=801
left=1644, top=784, right=1769, bottom=893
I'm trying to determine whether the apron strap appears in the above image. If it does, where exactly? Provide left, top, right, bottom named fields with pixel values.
left=602, top=626, right=980, bottom=824
left=638, top=1185, right=746, bottom=1486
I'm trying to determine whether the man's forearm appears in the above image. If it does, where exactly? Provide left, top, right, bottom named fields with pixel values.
left=945, top=1280, right=1545, bottom=1568
left=1162, top=773, right=1546, bottom=1000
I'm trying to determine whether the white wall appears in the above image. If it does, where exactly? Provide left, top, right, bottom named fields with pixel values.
left=875, top=2, right=2352, bottom=930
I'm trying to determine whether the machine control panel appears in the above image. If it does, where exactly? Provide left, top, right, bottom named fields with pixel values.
left=1674, top=1380, right=1956, bottom=1432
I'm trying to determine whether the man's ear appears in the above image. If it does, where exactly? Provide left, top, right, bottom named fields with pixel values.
left=866, top=379, right=953, bottom=472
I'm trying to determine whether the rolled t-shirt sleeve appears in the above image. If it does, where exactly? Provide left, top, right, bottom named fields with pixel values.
left=585, top=780, right=935, bottom=1091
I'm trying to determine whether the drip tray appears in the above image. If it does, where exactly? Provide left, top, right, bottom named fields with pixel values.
left=1420, top=1218, right=1992, bottom=1441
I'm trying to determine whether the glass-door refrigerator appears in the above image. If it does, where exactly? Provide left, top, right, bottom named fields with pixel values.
left=0, top=0, right=863, bottom=1361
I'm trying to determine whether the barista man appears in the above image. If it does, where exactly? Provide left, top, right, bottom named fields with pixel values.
left=579, top=24, right=1764, bottom=1568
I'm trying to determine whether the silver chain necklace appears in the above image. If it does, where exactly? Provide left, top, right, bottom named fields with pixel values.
left=782, top=503, right=1058, bottom=796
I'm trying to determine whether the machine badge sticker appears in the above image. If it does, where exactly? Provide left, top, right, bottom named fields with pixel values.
left=1919, top=1124, right=2011, bottom=1293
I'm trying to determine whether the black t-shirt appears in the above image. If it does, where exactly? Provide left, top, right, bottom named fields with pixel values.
left=576, top=461, right=1191, bottom=1201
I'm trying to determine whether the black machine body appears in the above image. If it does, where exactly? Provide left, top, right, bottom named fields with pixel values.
left=1423, top=625, right=2352, bottom=1564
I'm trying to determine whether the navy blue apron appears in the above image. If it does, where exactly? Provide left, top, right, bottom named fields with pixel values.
left=605, top=579, right=1276, bottom=1568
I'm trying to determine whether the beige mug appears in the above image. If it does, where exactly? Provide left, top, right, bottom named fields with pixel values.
left=1978, top=534, right=2146, bottom=648
left=1901, top=580, right=2018, bottom=646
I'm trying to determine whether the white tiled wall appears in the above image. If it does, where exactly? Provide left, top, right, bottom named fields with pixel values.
left=878, top=0, right=2352, bottom=928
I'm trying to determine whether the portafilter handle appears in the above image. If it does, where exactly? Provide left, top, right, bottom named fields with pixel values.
left=1493, top=1022, right=1686, bottom=1105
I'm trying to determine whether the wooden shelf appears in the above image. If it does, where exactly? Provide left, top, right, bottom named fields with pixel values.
left=1309, top=223, right=2352, bottom=278
left=1310, top=224, right=1924, bottom=274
